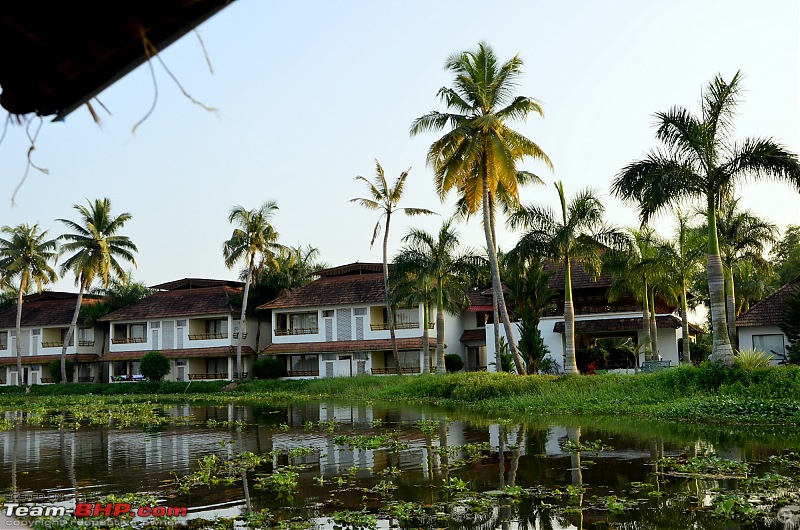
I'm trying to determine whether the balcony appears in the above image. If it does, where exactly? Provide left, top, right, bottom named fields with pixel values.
left=188, top=333, right=228, bottom=341
left=232, top=332, right=247, bottom=339
left=79, top=340, right=95, bottom=347
left=42, top=341, right=69, bottom=348
left=275, top=327, right=318, bottom=336
left=111, top=337, right=147, bottom=345
left=370, top=322, right=431, bottom=331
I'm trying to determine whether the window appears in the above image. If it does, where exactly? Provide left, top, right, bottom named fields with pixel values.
left=205, top=319, right=228, bottom=335
left=753, top=334, right=785, bottom=360
left=275, top=312, right=318, bottom=335
left=0, top=331, right=7, bottom=349
left=130, top=323, right=147, bottom=339
left=322, top=310, right=334, bottom=318
left=394, top=308, right=420, bottom=329
left=111, top=323, right=147, bottom=344
left=78, top=327, right=94, bottom=345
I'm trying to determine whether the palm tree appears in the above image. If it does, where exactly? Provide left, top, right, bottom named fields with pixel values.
left=411, top=41, right=552, bottom=373
left=389, top=268, right=434, bottom=374
left=223, top=201, right=282, bottom=381
left=510, top=182, right=626, bottom=374
left=350, top=160, right=434, bottom=372
left=58, top=198, right=137, bottom=384
left=612, top=71, right=800, bottom=364
left=0, top=224, right=58, bottom=386
left=392, top=218, right=474, bottom=373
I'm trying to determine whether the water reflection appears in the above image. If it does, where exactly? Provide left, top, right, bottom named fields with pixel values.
left=0, top=401, right=799, bottom=529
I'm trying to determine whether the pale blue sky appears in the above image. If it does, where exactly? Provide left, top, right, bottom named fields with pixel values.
left=2, top=0, right=798, bottom=292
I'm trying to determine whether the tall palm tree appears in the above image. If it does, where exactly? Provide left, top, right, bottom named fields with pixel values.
left=0, top=224, right=58, bottom=386
left=350, top=160, right=434, bottom=372
left=510, top=182, right=626, bottom=374
left=612, top=71, right=800, bottom=364
left=411, top=42, right=553, bottom=372
left=223, top=201, right=282, bottom=381
left=58, top=198, right=137, bottom=384
left=392, top=218, right=475, bottom=373
left=389, top=268, right=434, bottom=374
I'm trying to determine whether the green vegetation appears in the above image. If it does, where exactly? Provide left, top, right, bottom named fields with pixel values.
left=139, top=351, right=171, bottom=382
left=443, top=353, right=464, bottom=373
left=48, top=359, right=74, bottom=383
left=252, top=355, right=284, bottom=379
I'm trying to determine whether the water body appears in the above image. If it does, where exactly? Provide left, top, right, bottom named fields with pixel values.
left=1, top=401, right=799, bottom=529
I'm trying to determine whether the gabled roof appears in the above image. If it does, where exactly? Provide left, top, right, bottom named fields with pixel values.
left=258, top=272, right=385, bottom=310
left=736, top=276, right=800, bottom=327
left=99, top=284, right=241, bottom=322
left=0, top=295, right=100, bottom=329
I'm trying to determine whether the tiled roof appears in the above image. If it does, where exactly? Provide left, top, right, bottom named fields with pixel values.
left=544, top=260, right=615, bottom=290
left=261, top=337, right=437, bottom=355
left=258, top=273, right=386, bottom=310
left=99, top=285, right=242, bottom=322
left=103, top=346, right=255, bottom=361
left=316, top=262, right=384, bottom=277
left=149, top=278, right=244, bottom=290
left=460, top=329, right=486, bottom=342
left=736, top=277, right=800, bottom=327
left=552, top=315, right=684, bottom=333
left=0, top=296, right=101, bottom=329
left=0, top=354, right=99, bottom=366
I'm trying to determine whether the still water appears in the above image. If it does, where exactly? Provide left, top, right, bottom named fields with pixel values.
left=1, top=400, right=800, bottom=529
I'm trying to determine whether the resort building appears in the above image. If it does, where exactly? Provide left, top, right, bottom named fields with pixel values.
left=0, top=292, right=103, bottom=385
left=98, top=278, right=263, bottom=382
left=258, top=263, right=437, bottom=378
left=735, top=276, right=799, bottom=364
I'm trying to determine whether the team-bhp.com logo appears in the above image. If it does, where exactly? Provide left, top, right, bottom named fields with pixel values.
left=5, top=503, right=188, bottom=518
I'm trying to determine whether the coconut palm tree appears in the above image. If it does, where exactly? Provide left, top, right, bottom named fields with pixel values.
left=223, top=201, right=282, bottom=381
left=612, top=71, right=800, bottom=364
left=392, top=218, right=475, bottom=373
left=0, top=224, right=58, bottom=386
left=411, top=41, right=552, bottom=372
left=58, top=198, right=137, bottom=384
left=389, top=268, right=434, bottom=374
left=510, top=182, right=626, bottom=374
left=350, top=160, right=434, bottom=373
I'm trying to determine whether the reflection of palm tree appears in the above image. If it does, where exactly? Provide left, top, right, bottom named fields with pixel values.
left=568, top=426, right=584, bottom=530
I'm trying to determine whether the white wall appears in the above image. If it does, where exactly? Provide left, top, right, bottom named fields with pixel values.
left=484, top=322, right=523, bottom=373
left=738, top=325, right=788, bottom=365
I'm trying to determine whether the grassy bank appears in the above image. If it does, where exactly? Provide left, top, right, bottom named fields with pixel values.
left=2, top=363, right=799, bottom=424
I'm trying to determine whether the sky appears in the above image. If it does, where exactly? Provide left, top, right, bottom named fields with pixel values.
left=1, top=0, right=799, bottom=293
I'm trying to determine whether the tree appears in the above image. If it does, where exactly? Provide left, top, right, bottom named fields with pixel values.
left=780, top=286, right=800, bottom=363
left=392, top=218, right=474, bottom=373
left=612, top=71, right=800, bottom=364
left=140, top=351, right=171, bottom=382
left=350, top=160, right=434, bottom=374
left=411, top=41, right=553, bottom=375
left=58, top=198, right=137, bottom=384
left=223, top=201, right=282, bottom=381
left=510, top=182, right=626, bottom=374
left=390, top=267, right=434, bottom=374
left=0, top=224, right=59, bottom=386
left=771, top=225, right=800, bottom=285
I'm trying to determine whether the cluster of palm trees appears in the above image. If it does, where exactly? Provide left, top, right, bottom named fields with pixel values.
left=0, top=198, right=137, bottom=385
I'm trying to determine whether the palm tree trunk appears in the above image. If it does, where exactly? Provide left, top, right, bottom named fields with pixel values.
left=482, top=177, right=526, bottom=375
left=489, top=200, right=503, bottom=372
left=422, top=302, right=430, bottom=374
left=436, top=285, right=446, bottom=373
left=681, top=277, right=691, bottom=365
left=641, top=282, right=653, bottom=362
left=383, top=212, right=401, bottom=375
left=15, top=287, right=24, bottom=387
left=61, top=280, right=85, bottom=384
left=563, top=258, right=579, bottom=375
left=725, top=264, right=737, bottom=347
left=706, top=201, right=734, bottom=364
left=236, top=254, right=254, bottom=381
left=649, top=291, right=659, bottom=358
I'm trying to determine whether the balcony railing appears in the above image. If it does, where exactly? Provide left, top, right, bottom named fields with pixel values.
left=372, top=366, right=421, bottom=375
left=188, top=372, right=229, bottom=380
left=79, top=340, right=95, bottom=347
left=287, top=369, right=319, bottom=377
left=370, top=322, right=429, bottom=331
left=111, top=337, right=147, bottom=344
left=188, top=333, right=228, bottom=341
left=232, top=332, right=247, bottom=339
left=42, top=341, right=68, bottom=348
left=275, top=327, right=318, bottom=336
left=0, top=343, right=8, bottom=350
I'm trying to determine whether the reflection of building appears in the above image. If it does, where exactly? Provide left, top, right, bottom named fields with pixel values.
left=99, top=279, right=266, bottom=381
left=259, top=263, right=435, bottom=377
left=0, top=292, right=103, bottom=385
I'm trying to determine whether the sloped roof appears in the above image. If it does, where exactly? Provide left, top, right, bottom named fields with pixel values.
left=261, top=337, right=436, bottom=355
left=149, top=278, right=244, bottom=291
left=0, top=296, right=100, bottom=328
left=552, top=315, right=684, bottom=333
left=736, top=276, right=800, bottom=327
left=316, top=262, right=384, bottom=277
left=99, top=285, right=241, bottom=322
left=0, top=1, right=236, bottom=118
left=258, top=272, right=385, bottom=310
left=102, top=345, right=254, bottom=361
left=460, top=329, right=486, bottom=342
left=544, top=260, right=614, bottom=290
left=0, top=354, right=98, bottom=366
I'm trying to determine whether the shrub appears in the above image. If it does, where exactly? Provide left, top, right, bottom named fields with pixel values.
left=140, top=351, right=171, bottom=382
left=735, top=349, right=773, bottom=370
left=444, top=354, right=464, bottom=373
left=48, top=359, right=74, bottom=383
left=252, top=356, right=284, bottom=379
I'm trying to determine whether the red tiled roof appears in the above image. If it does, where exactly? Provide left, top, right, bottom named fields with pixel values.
left=0, top=354, right=99, bottom=366
left=736, top=277, right=800, bottom=327
left=552, top=315, right=684, bottom=333
left=0, top=296, right=101, bottom=328
left=460, top=329, right=486, bottom=342
left=99, top=285, right=242, bottom=322
left=261, top=337, right=437, bottom=355
left=102, top=346, right=255, bottom=361
left=258, top=273, right=385, bottom=310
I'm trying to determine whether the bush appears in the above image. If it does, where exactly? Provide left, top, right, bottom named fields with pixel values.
left=48, top=359, right=74, bottom=383
left=252, top=356, right=284, bottom=379
left=735, top=349, right=773, bottom=370
left=444, top=354, right=464, bottom=373
left=140, top=351, right=171, bottom=382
